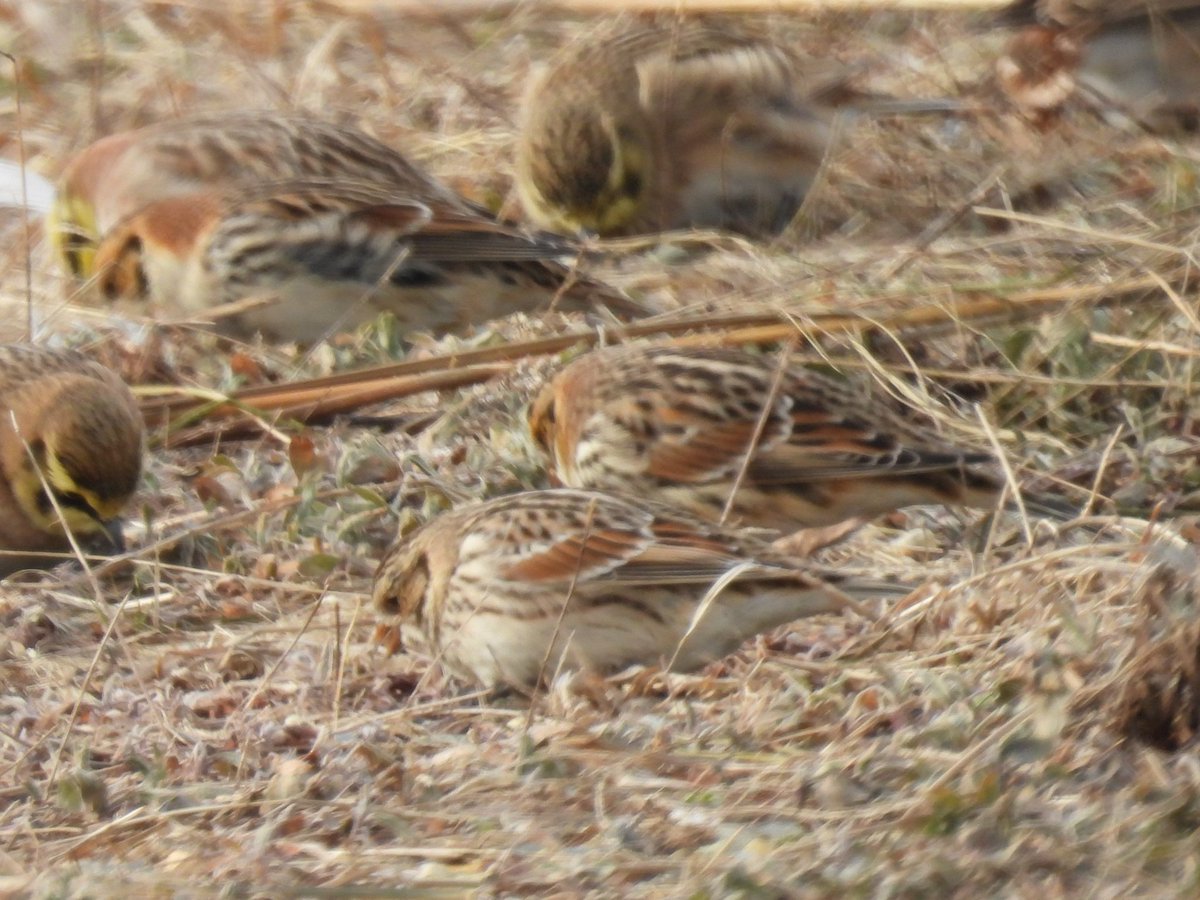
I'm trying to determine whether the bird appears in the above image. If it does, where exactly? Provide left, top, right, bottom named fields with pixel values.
left=90, top=178, right=645, bottom=345
left=994, top=24, right=1084, bottom=119
left=47, top=112, right=485, bottom=280
left=997, top=0, right=1200, bottom=127
left=0, top=344, right=143, bottom=576
left=528, top=344, right=1013, bottom=531
left=516, top=18, right=962, bottom=238
left=372, top=488, right=907, bottom=689
left=515, top=19, right=839, bottom=238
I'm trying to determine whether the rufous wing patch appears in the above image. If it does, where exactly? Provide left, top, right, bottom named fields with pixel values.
left=502, top=526, right=648, bottom=582
left=345, top=202, right=435, bottom=234
left=646, top=410, right=788, bottom=482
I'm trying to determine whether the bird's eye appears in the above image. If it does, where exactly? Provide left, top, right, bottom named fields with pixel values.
left=100, top=234, right=146, bottom=300
left=63, top=232, right=92, bottom=279
left=99, top=268, right=121, bottom=300
left=57, top=491, right=97, bottom=515
left=621, top=169, right=643, bottom=199
left=615, top=124, right=640, bottom=148
left=376, top=551, right=430, bottom=622
left=377, top=591, right=401, bottom=616
left=529, top=392, right=557, bottom=448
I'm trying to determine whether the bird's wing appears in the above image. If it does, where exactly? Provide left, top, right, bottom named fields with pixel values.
left=489, top=492, right=788, bottom=587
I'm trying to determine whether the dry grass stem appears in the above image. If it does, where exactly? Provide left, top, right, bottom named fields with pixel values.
left=4, top=3, right=1200, bottom=893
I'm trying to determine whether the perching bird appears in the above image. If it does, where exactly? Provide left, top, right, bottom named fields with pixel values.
left=528, top=344, right=1010, bottom=530
left=0, top=344, right=143, bottom=576
left=372, top=488, right=907, bottom=689
left=997, top=0, right=1200, bottom=127
left=515, top=19, right=839, bottom=237
left=47, top=112, right=484, bottom=280
left=90, top=178, right=645, bottom=344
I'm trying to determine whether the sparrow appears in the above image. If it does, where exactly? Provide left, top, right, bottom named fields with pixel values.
left=0, top=344, right=143, bottom=576
left=90, top=178, right=645, bottom=345
left=528, top=344, right=1007, bottom=530
left=372, top=488, right=907, bottom=689
left=997, top=0, right=1200, bottom=126
left=515, top=19, right=837, bottom=237
left=47, top=112, right=482, bottom=280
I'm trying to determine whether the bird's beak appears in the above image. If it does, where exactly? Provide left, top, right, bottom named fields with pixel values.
left=100, top=518, right=127, bottom=554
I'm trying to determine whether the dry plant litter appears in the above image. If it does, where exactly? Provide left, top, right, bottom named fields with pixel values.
left=2, top=1, right=1200, bottom=895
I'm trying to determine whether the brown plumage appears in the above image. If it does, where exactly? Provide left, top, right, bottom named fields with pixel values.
left=91, top=178, right=646, bottom=344
left=998, top=0, right=1200, bottom=126
left=48, top=112, right=477, bottom=280
left=516, top=19, right=837, bottom=237
left=0, top=345, right=143, bottom=575
left=373, top=489, right=907, bottom=689
left=529, top=344, right=1005, bottom=530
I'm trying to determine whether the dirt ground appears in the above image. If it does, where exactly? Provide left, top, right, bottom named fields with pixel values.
left=2, top=1, right=1200, bottom=895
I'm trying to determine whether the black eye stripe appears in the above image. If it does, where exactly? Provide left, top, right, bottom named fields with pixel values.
left=36, top=488, right=98, bottom=519
left=59, top=492, right=95, bottom=514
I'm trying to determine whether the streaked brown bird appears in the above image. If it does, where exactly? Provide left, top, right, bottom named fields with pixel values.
left=995, top=24, right=1083, bottom=117
left=47, top=112, right=484, bottom=280
left=0, top=344, right=143, bottom=576
left=529, top=344, right=1008, bottom=530
left=516, top=19, right=839, bottom=237
left=373, top=488, right=907, bottom=689
left=997, top=0, right=1200, bottom=127
left=91, top=178, right=644, bottom=344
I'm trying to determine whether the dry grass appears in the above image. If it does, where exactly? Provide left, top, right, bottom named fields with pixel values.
left=4, top=1, right=1200, bottom=895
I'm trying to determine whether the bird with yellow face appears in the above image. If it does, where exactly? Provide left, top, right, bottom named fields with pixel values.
left=46, top=112, right=483, bottom=281
left=88, top=178, right=646, bottom=344
left=516, top=19, right=841, bottom=238
left=0, top=345, right=143, bottom=575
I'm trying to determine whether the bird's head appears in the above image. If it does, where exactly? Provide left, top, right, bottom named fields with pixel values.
left=519, top=105, right=653, bottom=236
left=5, top=376, right=143, bottom=547
left=47, top=132, right=138, bottom=279
left=373, top=536, right=433, bottom=624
